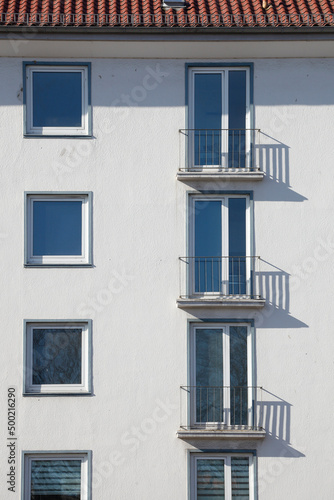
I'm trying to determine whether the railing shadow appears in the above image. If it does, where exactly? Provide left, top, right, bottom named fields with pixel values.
left=254, top=260, right=308, bottom=328
left=257, top=389, right=305, bottom=458
left=255, top=133, right=307, bottom=202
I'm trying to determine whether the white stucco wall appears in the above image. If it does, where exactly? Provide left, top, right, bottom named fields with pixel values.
left=1, top=40, right=334, bottom=499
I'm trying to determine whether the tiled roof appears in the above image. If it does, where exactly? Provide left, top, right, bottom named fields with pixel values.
left=0, top=0, right=333, bottom=28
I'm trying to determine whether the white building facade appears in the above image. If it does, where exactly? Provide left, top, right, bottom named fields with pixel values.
left=0, top=18, right=334, bottom=500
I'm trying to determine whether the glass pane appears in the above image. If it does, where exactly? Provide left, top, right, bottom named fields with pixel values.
left=197, top=459, right=225, bottom=499
left=196, top=329, right=223, bottom=423
left=32, top=329, right=82, bottom=385
left=231, top=457, right=250, bottom=499
left=33, top=201, right=82, bottom=256
left=33, top=72, right=82, bottom=128
left=31, top=459, right=81, bottom=499
left=194, top=73, right=222, bottom=166
left=228, top=71, right=246, bottom=168
left=230, top=327, right=248, bottom=425
left=195, top=201, right=222, bottom=293
left=228, top=198, right=246, bottom=295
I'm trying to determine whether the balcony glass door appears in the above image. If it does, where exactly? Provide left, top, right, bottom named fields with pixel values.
left=193, top=197, right=248, bottom=296
left=190, top=68, right=249, bottom=169
left=192, top=325, right=249, bottom=428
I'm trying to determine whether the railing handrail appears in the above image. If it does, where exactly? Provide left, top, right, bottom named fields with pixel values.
left=179, top=128, right=261, bottom=132
left=179, top=255, right=260, bottom=260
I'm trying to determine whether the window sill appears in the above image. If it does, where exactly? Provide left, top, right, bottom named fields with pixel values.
left=23, top=391, right=92, bottom=397
left=177, top=428, right=266, bottom=440
left=177, top=170, right=264, bottom=182
left=24, top=263, right=93, bottom=268
left=177, top=297, right=265, bottom=308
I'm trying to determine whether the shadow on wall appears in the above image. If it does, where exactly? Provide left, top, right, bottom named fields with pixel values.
left=257, top=389, right=305, bottom=459
left=254, top=260, right=308, bottom=329
left=255, top=132, right=307, bottom=202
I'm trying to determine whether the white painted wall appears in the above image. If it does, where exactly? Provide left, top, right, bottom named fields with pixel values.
left=0, top=43, right=334, bottom=499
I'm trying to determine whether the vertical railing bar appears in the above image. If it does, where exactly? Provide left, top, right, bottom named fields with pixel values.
left=220, top=387, right=222, bottom=423
left=211, top=257, right=214, bottom=293
left=240, top=387, right=242, bottom=426
left=206, top=387, right=209, bottom=423
left=213, top=387, right=216, bottom=423
left=239, top=257, right=241, bottom=295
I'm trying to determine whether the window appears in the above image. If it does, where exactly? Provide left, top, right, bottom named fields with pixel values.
left=190, top=452, right=254, bottom=500
left=189, top=322, right=252, bottom=428
left=188, top=66, right=251, bottom=169
left=188, top=194, right=252, bottom=297
left=23, top=452, right=91, bottom=500
left=24, top=63, right=91, bottom=136
left=24, top=321, right=91, bottom=394
left=25, top=192, right=92, bottom=266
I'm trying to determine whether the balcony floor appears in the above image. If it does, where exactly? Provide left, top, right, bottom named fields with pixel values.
left=177, top=428, right=266, bottom=439
left=177, top=297, right=266, bottom=308
left=177, top=170, right=265, bottom=182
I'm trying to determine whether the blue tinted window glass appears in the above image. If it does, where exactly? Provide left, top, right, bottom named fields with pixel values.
left=228, top=71, right=246, bottom=168
left=31, top=459, right=81, bottom=499
left=33, top=71, right=82, bottom=127
left=230, top=326, right=248, bottom=425
left=32, top=328, right=82, bottom=385
left=197, top=459, right=225, bottom=499
left=196, top=329, right=223, bottom=423
left=195, top=201, right=222, bottom=292
left=194, top=74, right=222, bottom=165
left=33, top=200, right=82, bottom=256
left=229, top=198, right=246, bottom=294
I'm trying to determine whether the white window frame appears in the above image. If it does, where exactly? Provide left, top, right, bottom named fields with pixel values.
left=189, top=194, right=251, bottom=297
left=24, top=321, right=91, bottom=395
left=188, top=67, right=251, bottom=169
left=23, top=451, right=91, bottom=500
left=190, top=452, right=255, bottom=500
left=189, top=322, right=253, bottom=428
left=25, top=192, right=92, bottom=266
left=25, top=64, right=90, bottom=136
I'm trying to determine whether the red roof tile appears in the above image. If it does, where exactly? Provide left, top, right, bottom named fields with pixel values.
left=0, top=0, right=334, bottom=27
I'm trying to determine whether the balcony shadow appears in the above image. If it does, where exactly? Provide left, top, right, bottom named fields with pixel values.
left=255, top=133, right=307, bottom=202
left=254, top=261, right=308, bottom=329
left=257, top=389, right=305, bottom=458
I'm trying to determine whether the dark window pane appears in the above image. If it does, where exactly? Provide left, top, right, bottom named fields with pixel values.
left=31, top=460, right=81, bottom=500
left=33, top=201, right=82, bottom=256
left=194, top=73, right=222, bottom=165
left=230, top=327, right=248, bottom=425
left=197, top=459, right=225, bottom=499
left=228, top=71, right=246, bottom=168
left=32, top=329, right=82, bottom=385
left=33, top=72, right=82, bottom=128
left=195, top=201, right=222, bottom=293
left=196, top=329, right=223, bottom=423
left=229, top=198, right=246, bottom=294
left=231, top=457, right=250, bottom=499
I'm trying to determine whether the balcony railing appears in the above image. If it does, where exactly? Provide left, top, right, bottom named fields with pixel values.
left=178, top=256, right=261, bottom=300
left=179, top=386, right=264, bottom=431
left=179, top=128, right=261, bottom=172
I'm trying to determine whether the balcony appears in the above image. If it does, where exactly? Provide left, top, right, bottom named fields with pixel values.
left=177, top=256, right=265, bottom=308
left=177, top=386, right=265, bottom=440
left=178, top=128, right=264, bottom=181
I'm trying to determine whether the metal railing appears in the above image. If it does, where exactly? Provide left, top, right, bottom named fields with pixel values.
left=179, top=128, right=260, bottom=172
left=180, top=386, right=264, bottom=430
left=179, top=256, right=261, bottom=299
